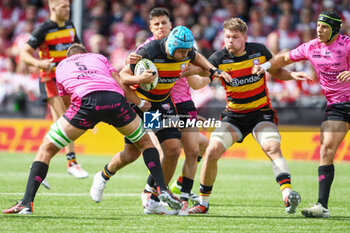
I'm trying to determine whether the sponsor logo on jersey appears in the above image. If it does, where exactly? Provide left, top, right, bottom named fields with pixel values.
left=248, top=53, right=261, bottom=59
left=230, top=75, right=261, bottom=87
left=222, top=59, right=234, bottom=64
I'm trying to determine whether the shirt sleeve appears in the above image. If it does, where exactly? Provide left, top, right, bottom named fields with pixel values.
left=27, top=25, right=46, bottom=49
left=289, top=43, right=308, bottom=62
left=72, top=25, right=81, bottom=43
left=260, top=44, right=273, bottom=61
left=208, top=53, right=219, bottom=68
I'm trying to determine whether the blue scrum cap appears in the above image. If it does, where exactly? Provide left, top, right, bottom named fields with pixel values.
left=166, top=26, right=194, bottom=56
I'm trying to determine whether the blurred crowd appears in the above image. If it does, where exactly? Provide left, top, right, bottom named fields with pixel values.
left=1, top=0, right=350, bottom=118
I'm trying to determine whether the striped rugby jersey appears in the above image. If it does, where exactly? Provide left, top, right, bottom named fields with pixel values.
left=209, top=43, right=273, bottom=113
left=27, top=20, right=80, bottom=82
left=130, top=38, right=196, bottom=102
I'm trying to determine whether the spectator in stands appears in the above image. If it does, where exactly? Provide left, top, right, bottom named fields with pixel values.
left=0, top=0, right=21, bottom=40
left=110, top=1, right=124, bottom=24
left=267, top=14, right=301, bottom=55
left=296, top=8, right=317, bottom=33
left=14, top=3, right=40, bottom=37
left=110, top=32, right=131, bottom=72
left=10, top=20, right=36, bottom=74
left=247, top=21, right=267, bottom=45
left=111, top=9, right=141, bottom=50
left=84, top=0, right=109, bottom=36
left=172, top=1, right=195, bottom=27
left=276, top=0, right=299, bottom=30
left=88, top=34, right=109, bottom=57
left=197, top=15, right=217, bottom=43
left=235, top=0, right=249, bottom=22
left=134, top=30, right=150, bottom=49
left=260, top=0, right=276, bottom=35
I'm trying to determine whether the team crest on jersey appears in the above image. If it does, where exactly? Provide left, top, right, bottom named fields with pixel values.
left=162, top=103, right=171, bottom=111
left=180, top=63, right=187, bottom=71
left=253, top=59, right=260, bottom=65
left=70, top=30, right=75, bottom=40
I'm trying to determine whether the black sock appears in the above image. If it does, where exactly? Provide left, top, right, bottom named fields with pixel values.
left=180, top=176, right=194, bottom=201
left=66, top=152, right=76, bottom=165
left=22, top=161, right=49, bottom=205
left=101, top=164, right=115, bottom=180
left=199, top=184, right=213, bottom=197
left=142, top=148, right=167, bottom=191
left=150, top=191, right=160, bottom=202
left=318, top=164, right=334, bottom=209
left=276, top=172, right=292, bottom=193
left=146, top=174, right=155, bottom=188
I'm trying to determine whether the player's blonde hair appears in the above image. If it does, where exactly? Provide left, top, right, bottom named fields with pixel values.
left=49, top=0, right=68, bottom=8
left=66, top=43, right=87, bottom=57
left=223, top=18, right=248, bottom=34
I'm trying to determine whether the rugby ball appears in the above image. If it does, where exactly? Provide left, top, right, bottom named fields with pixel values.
left=134, top=58, right=158, bottom=91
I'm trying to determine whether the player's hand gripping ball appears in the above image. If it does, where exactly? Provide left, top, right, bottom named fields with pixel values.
left=134, top=59, right=158, bottom=91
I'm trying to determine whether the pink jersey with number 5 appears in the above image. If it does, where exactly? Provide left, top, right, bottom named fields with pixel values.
left=56, top=53, right=124, bottom=105
left=289, top=35, right=350, bottom=105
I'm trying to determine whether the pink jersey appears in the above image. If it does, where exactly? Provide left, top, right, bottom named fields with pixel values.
left=136, top=36, right=192, bottom=104
left=56, top=53, right=124, bottom=105
left=289, top=35, right=350, bottom=105
left=136, top=36, right=156, bottom=52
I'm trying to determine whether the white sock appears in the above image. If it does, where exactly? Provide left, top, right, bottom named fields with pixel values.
left=199, top=195, right=209, bottom=208
left=144, top=184, right=153, bottom=192
left=282, top=188, right=292, bottom=201
left=181, top=192, right=189, bottom=201
left=272, top=157, right=290, bottom=177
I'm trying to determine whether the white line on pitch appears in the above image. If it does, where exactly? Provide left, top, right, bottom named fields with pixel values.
left=0, top=193, right=139, bottom=197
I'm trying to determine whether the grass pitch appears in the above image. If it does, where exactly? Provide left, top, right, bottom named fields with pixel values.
left=1, top=152, right=350, bottom=232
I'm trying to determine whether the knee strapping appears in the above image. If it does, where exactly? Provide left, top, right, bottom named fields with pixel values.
left=126, top=120, right=146, bottom=143
left=47, top=121, right=72, bottom=149
left=210, top=123, right=240, bottom=150
left=254, top=124, right=281, bottom=146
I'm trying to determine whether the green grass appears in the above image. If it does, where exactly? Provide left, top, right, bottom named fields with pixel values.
left=1, top=152, right=350, bottom=232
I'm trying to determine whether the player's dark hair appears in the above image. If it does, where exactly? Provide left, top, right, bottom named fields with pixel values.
left=66, top=43, right=87, bottom=57
left=149, top=7, right=170, bottom=20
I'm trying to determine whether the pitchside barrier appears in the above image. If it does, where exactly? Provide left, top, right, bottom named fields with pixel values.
left=1, top=119, right=350, bottom=161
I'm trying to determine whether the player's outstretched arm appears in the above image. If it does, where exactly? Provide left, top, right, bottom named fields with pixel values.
left=186, top=75, right=211, bottom=90
left=192, top=53, right=232, bottom=83
left=252, top=52, right=293, bottom=75
left=268, top=68, right=313, bottom=81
